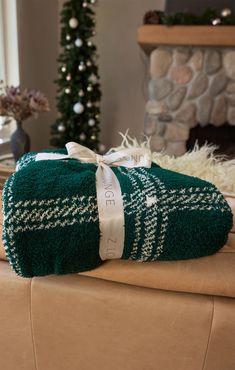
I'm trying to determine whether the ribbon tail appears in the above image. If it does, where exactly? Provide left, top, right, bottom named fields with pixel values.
left=96, top=164, right=125, bottom=260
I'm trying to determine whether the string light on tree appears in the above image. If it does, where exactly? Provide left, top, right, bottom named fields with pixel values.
left=87, top=85, right=93, bottom=92
left=65, top=87, right=71, bottom=94
left=82, top=2, right=88, bottom=7
left=78, top=90, right=84, bottom=97
left=66, top=34, right=71, bottom=41
left=58, top=123, right=66, bottom=132
left=87, top=101, right=92, bottom=108
left=78, top=62, right=86, bottom=72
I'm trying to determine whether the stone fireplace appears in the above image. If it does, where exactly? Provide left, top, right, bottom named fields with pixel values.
left=138, top=25, right=235, bottom=157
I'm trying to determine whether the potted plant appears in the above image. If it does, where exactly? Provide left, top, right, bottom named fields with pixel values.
left=0, top=83, right=50, bottom=162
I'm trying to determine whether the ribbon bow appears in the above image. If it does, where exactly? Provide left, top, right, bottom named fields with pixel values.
left=36, top=142, right=152, bottom=260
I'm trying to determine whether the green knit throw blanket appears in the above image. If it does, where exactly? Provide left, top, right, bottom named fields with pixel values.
left=2, top=149, right=232, bottom=277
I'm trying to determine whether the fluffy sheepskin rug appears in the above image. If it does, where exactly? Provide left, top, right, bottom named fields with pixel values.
left=113, top=134, right=235, bottom=194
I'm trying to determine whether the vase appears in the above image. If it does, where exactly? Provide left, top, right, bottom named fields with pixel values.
left=10, top=121, right=30, bottom=162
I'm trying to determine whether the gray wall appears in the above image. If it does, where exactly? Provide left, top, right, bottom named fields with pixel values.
left=17, top=0, right=165, bottom=150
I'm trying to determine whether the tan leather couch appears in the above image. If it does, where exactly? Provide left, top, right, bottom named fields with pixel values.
left=0, top=192, right=235, bottom=370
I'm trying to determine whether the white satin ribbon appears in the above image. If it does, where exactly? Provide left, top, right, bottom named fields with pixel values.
left=36, top=142, right=152, bottom=260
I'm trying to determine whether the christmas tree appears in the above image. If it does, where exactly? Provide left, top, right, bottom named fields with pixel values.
left=51, top=0, right=101, bottom=151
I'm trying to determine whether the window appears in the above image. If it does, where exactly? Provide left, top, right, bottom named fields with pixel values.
left=0, top=0, right=19, bottom=144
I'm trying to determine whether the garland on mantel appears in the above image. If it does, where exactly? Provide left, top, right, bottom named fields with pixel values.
left=144, top=8, right=235, bottom=26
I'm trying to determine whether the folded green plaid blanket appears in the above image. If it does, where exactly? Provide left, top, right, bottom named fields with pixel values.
left=2, top=147, right=232, bottom=277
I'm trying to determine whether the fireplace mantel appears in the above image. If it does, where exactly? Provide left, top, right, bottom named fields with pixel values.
left=138, top=25, right=235, bottom=54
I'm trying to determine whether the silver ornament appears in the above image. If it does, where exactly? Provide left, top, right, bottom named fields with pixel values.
left=69, top=18, right=79, bottom=29
left=99, top=144, right=106, bottom=153
left=65, top=87, right=71, bottom=94
left=78, top=63, right=86, bottom=72
left=73, top=102, right=84, bottom=114
left=75, top=38, right=83, bottom=47
left=212, top=18, right=221, bottom=26
left=221, top=8, right=232, bottom=17
left=89, top=73, right=97, bottom=84
left=78, top=90, right=84, bottom=97
left=87, top=101, right=92, bottom=108
left=79, top=133, right=86, bottom=141
left=58, top=124, right=66, bottom=132
left=87, top=85, right=93, bottom=92
left=88, top=118, right=95, bottom=126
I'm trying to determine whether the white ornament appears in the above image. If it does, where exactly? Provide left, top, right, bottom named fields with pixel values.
left=69, top=18, right=79, bottom=29
left=212, top=18, right=221, bottom=26
left=79, top=133, right=86, bottom=141
left=221, top=8, right=232, bottom=17
left=75, top=38, right=83, bottom=47
left=78, top=63, right=86, bottom=72
left=73, top=102, right=84, bottom=114
left=58, top=124, right=66, bottom=132
left=87, top=101, right=92, bottom=108
left=88, top=118, right=95, bottom=126
left=99, top=144, right=106, bottom=153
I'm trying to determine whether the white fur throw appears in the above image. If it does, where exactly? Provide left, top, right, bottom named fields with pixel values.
left=113, top=134, right=235, bottom=194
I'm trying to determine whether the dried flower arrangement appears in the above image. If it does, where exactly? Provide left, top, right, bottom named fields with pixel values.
left=0, top=82, right=50, bottom=162
left=0, top=82, right=50, bottom=123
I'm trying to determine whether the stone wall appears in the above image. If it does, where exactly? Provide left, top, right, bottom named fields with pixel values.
left=145, top=47, right=235, bottom=156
